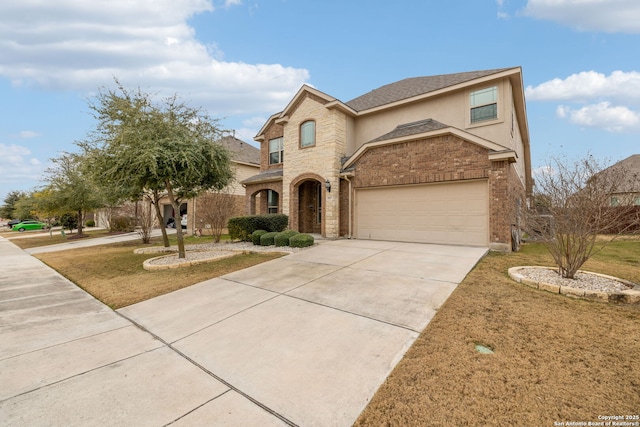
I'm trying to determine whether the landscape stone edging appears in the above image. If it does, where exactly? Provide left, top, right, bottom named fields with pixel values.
left=142, top=250, right=239, bottom=271
left=508, top=266, right=640, bottom=305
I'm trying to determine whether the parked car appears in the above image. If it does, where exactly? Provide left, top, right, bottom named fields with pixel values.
left=7, top=219, right=21, bottom=228
left=11, top=220, right=48, bottom=232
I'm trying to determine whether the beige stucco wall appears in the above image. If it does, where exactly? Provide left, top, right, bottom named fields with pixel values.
left=282, top=95, right=347, bottom=237
left=229, top=162, right=259, bottom=196
left=350, top=78, right=517, bottom=155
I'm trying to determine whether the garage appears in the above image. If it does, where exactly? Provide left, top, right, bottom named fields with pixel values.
left=355, top=180, right=489, bottom=246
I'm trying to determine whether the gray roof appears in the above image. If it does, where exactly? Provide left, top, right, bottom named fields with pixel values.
left=217, top=135, right=260, bottom=165
left=345, top=68, right=513, bottom=112
left=605, top=154, right=640, bottom=193
left=368, top=119, right=449, bottom=143
left=241, top=168, right=283, bottom=185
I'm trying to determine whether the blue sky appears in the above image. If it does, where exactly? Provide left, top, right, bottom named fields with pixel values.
left=1, top=0, right=639, bottom=203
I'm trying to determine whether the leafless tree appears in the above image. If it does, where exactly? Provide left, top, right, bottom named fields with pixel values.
left=135, top=200, right=157, bottom=244
left=199, top=189, right=238, bottom=243
left=525, top=155, right=640, bottom=279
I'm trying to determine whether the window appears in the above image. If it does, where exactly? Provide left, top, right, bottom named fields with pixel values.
left=300, top=120, right=316, bottom=148
left=611, top=196, right=619, bottom=207
left=269, top=137, right=283, bottom=165
left=470, top=86, right=498, bottom=123
left=267, top=190, right=279, bottom=214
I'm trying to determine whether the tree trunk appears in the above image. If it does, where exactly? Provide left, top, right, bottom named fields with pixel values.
left=77, top=210, right=84, bottom=235
left=165, top=181, right=186, bottom=259
left=151, top=189, right=170, bottom=248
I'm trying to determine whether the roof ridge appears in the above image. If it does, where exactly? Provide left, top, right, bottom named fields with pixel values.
left=345, top=67, right=517, bottom=112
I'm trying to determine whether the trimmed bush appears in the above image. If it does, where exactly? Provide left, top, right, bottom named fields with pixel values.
left=251, top=229, right=268, bottom=245
left=228, top=214, right=289, bottom=241
left=260, top=231, right=279, bottom=246
left=289, top=233, right=314, bottom=248
left=85, top=219, right=95, bottom=227
left=275, top=230, right=299, bottom=247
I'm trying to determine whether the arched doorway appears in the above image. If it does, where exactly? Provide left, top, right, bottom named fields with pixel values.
left=297, top=180, right=322, bottom=234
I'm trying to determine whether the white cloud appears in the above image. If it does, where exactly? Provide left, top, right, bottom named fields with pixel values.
left=528, top=70, right=640, bottom=133
left=525, top=71, right=640, bottom=104
left=523, top=0, right=640, bottom=33
left=15, top=131, right=42, bottom=139
left=556, top=102, right=640, bottom=132
left=0, top=143, right=47, bottom=185
left=0, top=0, right=309, bottom=116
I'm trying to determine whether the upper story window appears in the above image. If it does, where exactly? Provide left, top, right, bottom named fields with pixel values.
left=470, top=86, right=498, bottom=123
left=300, top=120, right=316, bottom=148
left=269, top=137, right=283, bottom=165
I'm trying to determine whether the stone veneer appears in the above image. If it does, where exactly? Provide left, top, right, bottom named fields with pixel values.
left=281, top=94, right=347, bottom=237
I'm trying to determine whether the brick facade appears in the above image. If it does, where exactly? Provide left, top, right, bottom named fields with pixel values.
left=347, top=134, right=524, bottom=250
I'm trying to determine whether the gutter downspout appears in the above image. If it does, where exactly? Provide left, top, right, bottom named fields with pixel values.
left=340, top=172, right=354, bottom=239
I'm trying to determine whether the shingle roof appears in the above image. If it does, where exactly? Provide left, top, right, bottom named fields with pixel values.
left=345, top=68, right=513, bottom=112
left=606, top=154, right=640, bottom=193
left=368, top=119, right=449, bottom=143
left=241, top=168, right=283, bottom=185
left=217, top=135, right=260, bottom=165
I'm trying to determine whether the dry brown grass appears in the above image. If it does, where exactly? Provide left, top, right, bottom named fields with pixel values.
left=6, top=229, right=113, bottom=249
left=35, top=241, right=284, bottom=309
left=355, top=240, right=640, bottom=426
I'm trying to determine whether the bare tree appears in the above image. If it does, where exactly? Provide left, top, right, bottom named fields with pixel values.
left=135, top=200, right=157, bottom=244
left=198, top=189, right=238, bottom=243
left=525, top=155, right=640, bottom=279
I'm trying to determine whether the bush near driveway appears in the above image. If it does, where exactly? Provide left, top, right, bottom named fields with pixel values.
left=259, top=231, right=278, bottom=246
left=275, top=230, right=299, bottom=247
left=289, top=233, right=314, bottom=248
left=228, top=214, right=289, bottom=241
left=251, top=229, right=268, bottom=245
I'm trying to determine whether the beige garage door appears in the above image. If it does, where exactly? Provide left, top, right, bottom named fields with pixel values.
left=356, top=180, right=488, bottom=246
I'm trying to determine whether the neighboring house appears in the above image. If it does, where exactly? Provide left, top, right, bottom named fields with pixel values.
left=602, top=154, right=640, bottom=207
left=242, top=67, right=532, bottom=251
left=96, top=135, right=260, bottom=232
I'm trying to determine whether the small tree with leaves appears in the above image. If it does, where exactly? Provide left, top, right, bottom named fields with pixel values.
left=525, top=155, right=640, bottom=279
left=1, top=191, right=27, bottom=220
left=81, top=82, right=233, bottom=258
left=45, top=152, right=103, bottom=236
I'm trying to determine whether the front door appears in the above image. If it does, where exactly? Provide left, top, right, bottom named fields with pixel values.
left=298, top=180, right=322, bottom=234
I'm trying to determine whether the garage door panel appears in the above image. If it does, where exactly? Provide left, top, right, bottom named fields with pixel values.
left=356, top=181, right=488, bottom=246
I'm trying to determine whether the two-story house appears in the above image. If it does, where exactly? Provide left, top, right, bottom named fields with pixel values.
left=242, top=67, right=532, bottom=251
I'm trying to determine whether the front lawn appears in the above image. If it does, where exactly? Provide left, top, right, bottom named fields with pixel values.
left=355, top=239, right=640, bottom=426
left=35, top=241, right=284, bottom=309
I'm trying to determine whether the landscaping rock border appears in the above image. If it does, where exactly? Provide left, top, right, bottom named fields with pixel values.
left=508, top=266, right=640, bottom=304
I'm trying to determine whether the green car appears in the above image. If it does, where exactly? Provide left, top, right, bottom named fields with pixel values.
left=11, top=220, right=48, bottom=232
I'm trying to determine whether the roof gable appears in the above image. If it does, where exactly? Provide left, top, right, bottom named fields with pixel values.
left=345, top=68, right=515, bottom=112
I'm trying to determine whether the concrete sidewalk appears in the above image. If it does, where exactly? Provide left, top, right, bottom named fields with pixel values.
left=0, top=236, right=486, bottom=426
left=25, top=229, right=176, bottom=255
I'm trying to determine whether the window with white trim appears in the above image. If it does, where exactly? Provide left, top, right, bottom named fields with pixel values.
left=269, top=137, right=283, bottom=165
left=300, top=120, right=316, bottom=148
left=470, top=86, right=498, bottom=123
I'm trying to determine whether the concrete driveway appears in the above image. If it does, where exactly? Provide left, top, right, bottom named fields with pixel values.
left=0, top=237, right=486, bottom=426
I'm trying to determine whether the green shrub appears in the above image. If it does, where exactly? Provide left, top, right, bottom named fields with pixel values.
left=289, top=233, right=314, bottom=248
left=251, top=229, right=268, bottom=245
left=275, top=230, right=299, bottom=247
left=260, top=231, right=279, bottom=246
left=85, top=219, right=95, bottom=227
left=228, top=214, right=289, bottom=241
left=110, top=216, right=134, bottom=232
left=59, top=213, right=78, bottom=231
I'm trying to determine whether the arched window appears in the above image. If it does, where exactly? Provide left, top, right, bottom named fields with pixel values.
left=300, top=120, right=316, bottom=148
